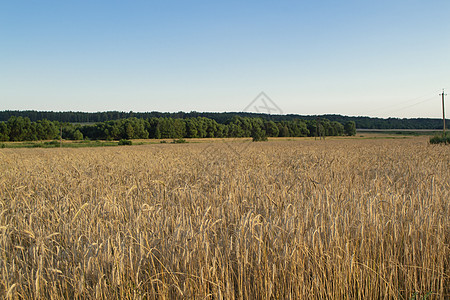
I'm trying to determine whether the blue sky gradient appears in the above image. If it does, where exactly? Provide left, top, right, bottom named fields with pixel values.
left=1, top=1, right=449, bottom=117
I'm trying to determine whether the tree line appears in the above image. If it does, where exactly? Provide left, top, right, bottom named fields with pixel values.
left=0, top=110, right=446, bottom=130
left=0, top=116, right=356, bottom=142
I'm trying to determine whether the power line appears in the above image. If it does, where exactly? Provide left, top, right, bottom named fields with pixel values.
left=388, top=96, right=437, bottom=114
left=360, top=89, right=442, bottom=116
left=440, top=89, right=447, bottom=135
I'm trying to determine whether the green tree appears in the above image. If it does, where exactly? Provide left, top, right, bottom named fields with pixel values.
left=0, top=122, right=9, bottom=141
left=110, top=123, right=121, bottom=140
left=344, top=121, right=356, bottom=136
left=186, top=119, right=198, bottom=138
left=251, top=126, right=268, bottom=141
left=205, top=119, right=218, bottom=138
left=73, top=130, right=83, bottom=140
left=159, top=118, right=176, bottom=138
left=279, top=124, right=289, bottom=137
left=125, top=122, right=134, bottom=139
left=173, top=119, right=186, bottom=138
left=289, top=120, right=309, bottom=137
left=36, top=119, right=58, bottom=140
left=331, top=121, right=344, bottom=136
left=7, top=116, right=33, bottom=141
left=196, top=117, right=208, bottom=138
left=154, top=125, right=161, bottom=139
left=265, top=121, right=279, bottom=137
left=227, top=123, right=244, bottom=137
left=132, top=118, right=149, bottom=139
left=215, top=123, right=225, bottom=138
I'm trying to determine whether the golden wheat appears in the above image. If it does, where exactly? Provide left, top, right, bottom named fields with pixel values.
left=0, top=137, right=448, bottom=299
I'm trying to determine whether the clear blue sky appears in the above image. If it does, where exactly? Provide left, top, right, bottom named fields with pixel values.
left=1, top=0, right=449, bottom=118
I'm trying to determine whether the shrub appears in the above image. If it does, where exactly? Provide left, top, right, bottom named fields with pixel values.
left=251, top=129, right=268, bottom=142
left=429, top=134, right=450, bottom=145
left=252, top=134, right=268, bottom=142
left=44, top=140, right=60, bottom=147
left=171, top=138, right=187, bottom=144
left=73, top=130, right=83, bottom=141
left=118, top=139, right=132, bottom=146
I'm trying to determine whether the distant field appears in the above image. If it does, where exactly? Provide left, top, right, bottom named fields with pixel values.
left=357, top=129, right=443, bottom=136
left=0, top=137, right=448, bottom=299
left=0, top=132, right=425, bottom=149
left=357, top=129, right=442, bottom=132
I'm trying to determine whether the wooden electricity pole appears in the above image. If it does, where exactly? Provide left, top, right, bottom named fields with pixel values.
left=440, top=89, right=447, bottom=136
left=315, top=117, right=319, bottom=140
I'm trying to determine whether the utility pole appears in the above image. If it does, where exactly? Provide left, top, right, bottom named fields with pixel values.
left=315, top=117, right=319, bottom=140
left=440, top=89, right=447, bottom=136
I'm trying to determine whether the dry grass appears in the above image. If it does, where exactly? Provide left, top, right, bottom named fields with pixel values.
left=0, top=137, right=448, bottom=299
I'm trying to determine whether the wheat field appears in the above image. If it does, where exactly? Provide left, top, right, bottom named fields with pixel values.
left=0, top=137, right=448, bottom=299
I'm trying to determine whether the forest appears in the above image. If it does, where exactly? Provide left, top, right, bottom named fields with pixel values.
left=0, top=115, right=356, bottom=142
left=0, top=110, right=446, bottom=130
